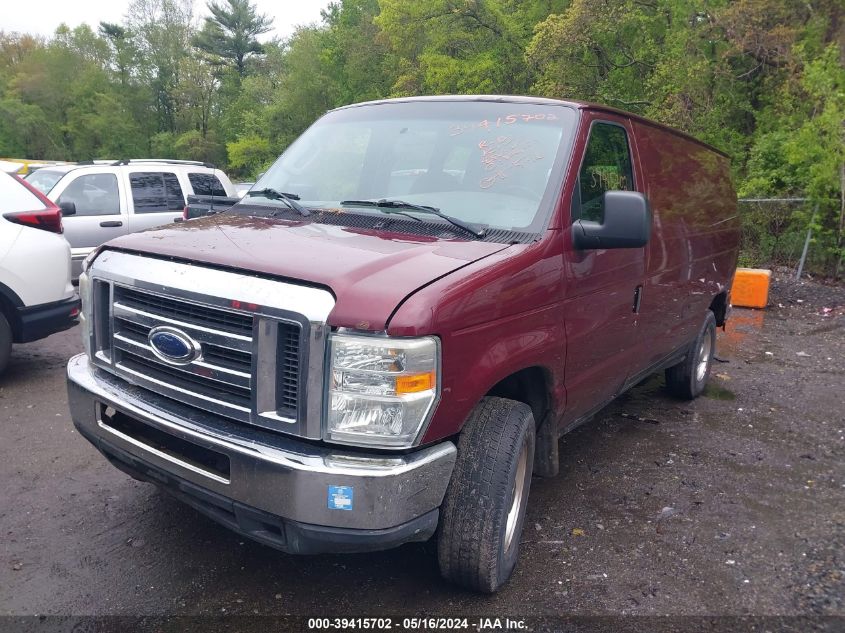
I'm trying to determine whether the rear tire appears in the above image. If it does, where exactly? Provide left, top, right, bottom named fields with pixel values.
left=0, top=312, right=11, bottom=375
left=437, top=397, right=535, bottom=593
left=665, top=311, right=716, bottom=399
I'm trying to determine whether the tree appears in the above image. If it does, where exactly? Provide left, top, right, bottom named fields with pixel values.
left=265, top=26, right=338, bottom=149
left=320, top=0, right=394, bottom=104
left=226, top=134, right=273, bottom=177
left=127, top=0, right=195, bottom=135
left=377, top=0, right=557, bottom=95
left=99, top=22, right=139, bottom=87
left=192, top=0, right=273, bottom=78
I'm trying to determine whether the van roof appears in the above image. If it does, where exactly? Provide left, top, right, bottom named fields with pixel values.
left=330, top=95, right=730, bottom=159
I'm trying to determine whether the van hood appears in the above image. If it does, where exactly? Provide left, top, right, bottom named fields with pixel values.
left=104, top=213, right=512, bottom=330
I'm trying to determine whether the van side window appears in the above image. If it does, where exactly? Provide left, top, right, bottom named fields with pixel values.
left=577, top=123, right=634, bottom=222
left=188, top=173, right=226, bottom=197
left=130, top=172, right=185, bottom=213
left=57, top=173, right=120, bottom=216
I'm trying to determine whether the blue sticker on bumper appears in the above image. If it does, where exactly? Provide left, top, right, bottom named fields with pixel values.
left=328, top=485, right=354, bottom=511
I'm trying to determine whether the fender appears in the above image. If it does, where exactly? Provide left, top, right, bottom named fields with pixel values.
left=0, top=280, right=24, bottom=337
left=0, top=280, right=24, bottom=309
left=389, top=236, right=569, bottom=445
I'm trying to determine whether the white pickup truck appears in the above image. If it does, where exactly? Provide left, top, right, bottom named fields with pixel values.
left=26, top=159, right=236, bottom=279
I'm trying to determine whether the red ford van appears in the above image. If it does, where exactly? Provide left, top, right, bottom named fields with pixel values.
left=67, top=96, right=739, bottom=592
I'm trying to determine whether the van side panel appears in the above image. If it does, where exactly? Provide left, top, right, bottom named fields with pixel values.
left=631, top=121, right=740, bottom=366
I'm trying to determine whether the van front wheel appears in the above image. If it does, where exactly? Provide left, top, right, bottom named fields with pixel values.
left=666, top=310, right=716, bottom=399
left=437, top=397, right=535, bottom=593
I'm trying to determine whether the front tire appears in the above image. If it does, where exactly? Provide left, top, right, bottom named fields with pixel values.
left=665, top=310, right=716, bottom=399
left=0, top=312, right=12, bottom=375
left=437, top=397, right=535, bottom=593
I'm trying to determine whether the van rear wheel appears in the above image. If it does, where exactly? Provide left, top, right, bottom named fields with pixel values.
left=437, top=397, right=535, bottom=593
left=665, top=311, right=716, bottom=399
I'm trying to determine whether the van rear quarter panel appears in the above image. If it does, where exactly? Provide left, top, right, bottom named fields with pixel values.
left=632, top=121, right=740, bottom=365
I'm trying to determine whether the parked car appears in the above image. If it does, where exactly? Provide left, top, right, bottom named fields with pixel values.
left=0, top=160, right=25, bottom=174
left=26, top=159, right=236, bottom=279
left=0, top=173, right=79, bottom=374
left=0, top=158, right=72, bottom=176
left=234, top=182, right=254, bottom=198
left=67, top=96, right=739, bottom=593
left=182, top=193, right=241, bottom=220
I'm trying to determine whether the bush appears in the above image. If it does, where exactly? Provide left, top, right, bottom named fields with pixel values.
left=738, top=199, right=842, bottom=277
left=226, top=135, right=274, bottom=178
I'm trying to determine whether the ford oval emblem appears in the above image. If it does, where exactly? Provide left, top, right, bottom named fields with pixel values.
left=148, top=326, right=202, bottom=365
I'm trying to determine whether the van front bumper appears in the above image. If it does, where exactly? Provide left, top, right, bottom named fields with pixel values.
left=66, top=354, right=456, bottom=554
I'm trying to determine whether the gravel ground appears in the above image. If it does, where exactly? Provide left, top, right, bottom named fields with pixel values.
left=0, top=275, right=842, bottom=626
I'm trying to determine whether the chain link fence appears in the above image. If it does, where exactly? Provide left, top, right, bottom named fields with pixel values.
left=737, top=198, right=843, bottom=279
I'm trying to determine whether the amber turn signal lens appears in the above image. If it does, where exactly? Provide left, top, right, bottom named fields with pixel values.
left=395, top=371, right=436, bottom=394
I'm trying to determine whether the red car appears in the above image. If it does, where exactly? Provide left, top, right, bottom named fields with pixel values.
left=67, top=96, right=739, bottom=592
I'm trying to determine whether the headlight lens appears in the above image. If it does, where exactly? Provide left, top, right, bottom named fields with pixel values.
left=326, top=333, right=439, bottom=448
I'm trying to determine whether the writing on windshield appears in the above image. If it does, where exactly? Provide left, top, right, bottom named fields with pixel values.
left=478, top=136, right=546, bottom=190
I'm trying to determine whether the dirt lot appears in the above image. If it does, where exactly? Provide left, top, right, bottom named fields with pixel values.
left=0, top=274, right=842, bottom=625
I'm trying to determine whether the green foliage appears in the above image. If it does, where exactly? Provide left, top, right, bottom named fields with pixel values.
left=378, top=0, right=555, bottom=95
left=0, top=0, right=842, bottom=273
left=226, top=134, right=272, bottom=177
left=174, top=129, right=226, bottom=163
left=150, top=131, right=177, bottom=157
left=193, top=0, right=273, bottom=77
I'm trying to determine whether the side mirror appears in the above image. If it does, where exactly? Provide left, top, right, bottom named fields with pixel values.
left=573, top=191, right=651, bottom=250
left=58, top=201, right=76, bottom=217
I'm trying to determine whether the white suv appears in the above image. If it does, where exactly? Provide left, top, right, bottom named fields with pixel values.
left=0, top=172, right=79, bottom=374
left=26, top=159, right=236, bottom=279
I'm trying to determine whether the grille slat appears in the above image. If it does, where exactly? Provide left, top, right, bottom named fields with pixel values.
left=112, top=302, right=252, bottom=353
left=116, top=287, right=253, bottom=335
left=122, top=351, right=251, bottom=401
left=102, top=285, right=303, bottom=427
left=113, top=334, right=251, bottom=388
left=119, top=353, right=252, bottom=413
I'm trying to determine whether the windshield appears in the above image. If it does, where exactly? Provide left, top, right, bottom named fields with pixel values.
left=245, top=100, right=577, bottom=234
left=25, top=169, right=65, bottom=194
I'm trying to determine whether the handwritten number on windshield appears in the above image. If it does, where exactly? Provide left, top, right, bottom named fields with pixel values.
left=450, top=112, right=558, bottom=136
left=478, top=136, right=545, bottom=189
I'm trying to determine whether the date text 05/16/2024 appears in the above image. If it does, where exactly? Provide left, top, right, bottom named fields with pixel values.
left=307, top=618, right=528, bottom=631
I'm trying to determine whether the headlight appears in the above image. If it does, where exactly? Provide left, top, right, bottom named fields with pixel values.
left=326, top=333, right=439, bottom=448
left=78, top=269, right=92, bottom=358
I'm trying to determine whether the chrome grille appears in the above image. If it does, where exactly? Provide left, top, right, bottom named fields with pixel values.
left=86, top=250, right=335, bottom=440
left=110, top=285, right=256, bottom=421
left=103, top=284, right=301, bottom=425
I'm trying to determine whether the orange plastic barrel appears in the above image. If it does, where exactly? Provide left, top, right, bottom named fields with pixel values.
left=731, top=268, right=772, bottom=309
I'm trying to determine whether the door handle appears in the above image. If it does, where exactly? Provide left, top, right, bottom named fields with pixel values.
left=633, top=285, right=643, bottom=314
left=99, top=221, right=123, bottom=227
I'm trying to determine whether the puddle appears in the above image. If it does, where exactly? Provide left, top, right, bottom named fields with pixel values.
left=702, top=383, right=736, bottom=400
left=719, top=308, right=766, bottom=356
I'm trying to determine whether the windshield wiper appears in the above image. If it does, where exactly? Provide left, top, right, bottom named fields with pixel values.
left=340, top=199, right=486, bottom=239
left=338, top=199, right=423, bottom=223
left=246, top=188, right=310, bottom=217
